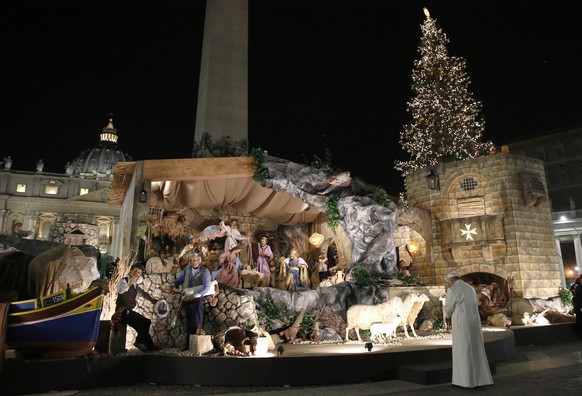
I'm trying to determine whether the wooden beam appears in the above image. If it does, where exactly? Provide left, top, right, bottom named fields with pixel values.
left=108, top=162, right=137, bottom=205
left=143, top=157, right=256, bottom=181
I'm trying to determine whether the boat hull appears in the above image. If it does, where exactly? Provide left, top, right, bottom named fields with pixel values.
left=6, top=286, right=104, bottom=358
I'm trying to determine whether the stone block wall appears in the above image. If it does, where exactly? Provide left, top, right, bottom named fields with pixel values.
left=124, top=273, right=259, bottom=350
left=405, top=153, right=561, bottom=298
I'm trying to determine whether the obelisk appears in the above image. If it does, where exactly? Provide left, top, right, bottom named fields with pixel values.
left=193, top=0, right=248, bottom=158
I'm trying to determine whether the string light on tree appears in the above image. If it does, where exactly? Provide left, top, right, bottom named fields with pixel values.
left=395, top=8, right=494, bottom=176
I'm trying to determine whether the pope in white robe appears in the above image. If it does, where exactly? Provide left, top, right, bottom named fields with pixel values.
left=443, top=271, right=494, bottom=388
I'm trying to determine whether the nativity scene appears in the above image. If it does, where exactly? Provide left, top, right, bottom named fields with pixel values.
left=0, top=4, right=578, bottom=393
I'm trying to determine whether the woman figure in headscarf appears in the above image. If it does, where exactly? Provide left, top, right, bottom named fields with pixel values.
left=217, top=244, right=243, bottom=288
left=255, top=236, right=273, bottom=287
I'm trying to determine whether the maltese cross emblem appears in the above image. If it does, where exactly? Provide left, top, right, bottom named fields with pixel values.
left=460, top=224, right=477, bottom=241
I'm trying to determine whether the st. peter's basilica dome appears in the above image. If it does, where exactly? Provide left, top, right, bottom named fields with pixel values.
left=66, top=116, right=132, bottom=179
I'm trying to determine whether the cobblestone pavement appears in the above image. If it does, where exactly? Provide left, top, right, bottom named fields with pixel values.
left=26, top=340, right=582, bottom=396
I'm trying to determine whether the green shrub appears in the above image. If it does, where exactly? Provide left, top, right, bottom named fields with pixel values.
left=397, top=271, right=419, bottom=285
left=257, top=299, right=292, bottom=328
left=369, top=188, right=391, bottom=208
left=263, top=298, right=286, bottom=318
left=251, top=147, right=270, bottom=186
left=433, top=317, right=445, bottom=330
left=300, top=312, right=316, bottom=333
left=359, top=329, right=371, bottom=341
left=326, top=195, right=340, bottom=229
left=351, top=266, right=372, bottom=287
left=305, top=154, right=332, bottom=172
left=558, top=287, right=573, bottom=310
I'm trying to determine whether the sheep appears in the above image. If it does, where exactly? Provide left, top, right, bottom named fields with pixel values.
left=318, top=278, right=333, bottom=288
left=345, top=296, right=409, bottom=341
left=404, top=293, right=430, bottom=337
left=369, top=315, right=402, bottom=344
left=522, top=309, right=550, bottom=326
left=318, top=271, right=345, bottom=288
left=488, top=312, right=512, bottom=328
left=345, top=293, right=429, bottom=342
left=439, top=294, right=449, bottom=331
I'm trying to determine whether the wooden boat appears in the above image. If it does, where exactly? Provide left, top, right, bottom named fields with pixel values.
left=5, top=286, right=104, bottom=358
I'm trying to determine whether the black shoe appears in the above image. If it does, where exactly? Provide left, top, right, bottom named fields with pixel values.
left=134, top=342, right=149, bottom=353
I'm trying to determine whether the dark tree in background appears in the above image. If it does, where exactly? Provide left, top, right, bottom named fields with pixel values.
left=395, top=8, right=494, bottom=176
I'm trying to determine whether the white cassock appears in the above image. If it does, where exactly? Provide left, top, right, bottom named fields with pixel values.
left=444, top=279, right=493, bottom=388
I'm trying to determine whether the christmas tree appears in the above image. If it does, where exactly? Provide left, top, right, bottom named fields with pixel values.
left=395, top=8, right=494, bottom=176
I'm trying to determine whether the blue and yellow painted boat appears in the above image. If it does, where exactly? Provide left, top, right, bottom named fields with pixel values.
left=5, top=286, right=104, bottom=358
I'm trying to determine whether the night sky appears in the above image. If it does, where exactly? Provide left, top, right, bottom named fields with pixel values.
left=2, top=0, right=581, bottom=194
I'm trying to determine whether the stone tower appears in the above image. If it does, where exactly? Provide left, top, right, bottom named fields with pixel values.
left=193, top=0, right=248, bottom=158
left=402, top=153, right=561, bottom=298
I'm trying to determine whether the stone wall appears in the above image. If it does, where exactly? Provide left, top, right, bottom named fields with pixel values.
left=126, top=273, right=260, bottom=350
left=48, top=222, right=100, bottom=246
left=124, top=274, right=438, bottom=349
left=405, top=153, right=561, bottom=298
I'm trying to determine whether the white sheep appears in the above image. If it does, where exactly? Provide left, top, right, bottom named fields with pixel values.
left=439, top=294, right=449, bottom=331
left=345, top=296, right=408, bottom=341
left=404, top=293, right=430, bottom=337
left=369, top=315, right=402, bottom=344
left=345, top=293, right=430, bottom=342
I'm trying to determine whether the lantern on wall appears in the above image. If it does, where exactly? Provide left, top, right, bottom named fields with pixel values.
left=308, top=232, right=324, bottom=248
left=139, top=183, right=148, bottom=203
left=406, top=241, right=419, bottom=256
left=425, top=168, right=440, bottom=191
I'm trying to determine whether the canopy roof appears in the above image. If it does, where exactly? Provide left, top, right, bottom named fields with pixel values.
left=110, top=157, right=321, bottom=225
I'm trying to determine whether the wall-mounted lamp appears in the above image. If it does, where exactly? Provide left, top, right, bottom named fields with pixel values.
left=308, top=232, right=324, bottom=248
left=138, top=183, right=148, bottom=203
left=425, top=167, right=440, bottom=191
left=406, top=241, right=419, bottom=256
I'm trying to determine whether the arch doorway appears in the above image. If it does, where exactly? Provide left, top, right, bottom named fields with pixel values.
left=461, top=272, right=511, bottom=317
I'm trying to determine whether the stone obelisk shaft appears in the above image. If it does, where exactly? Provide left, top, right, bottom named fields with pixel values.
left=193, top=0, right=248, bottom=158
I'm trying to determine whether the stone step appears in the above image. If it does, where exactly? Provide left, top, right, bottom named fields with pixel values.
left=398, top=361, right=496, bottom=385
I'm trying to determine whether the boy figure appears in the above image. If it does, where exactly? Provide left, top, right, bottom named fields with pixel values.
left=317, top=251, right=329, bottom=282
